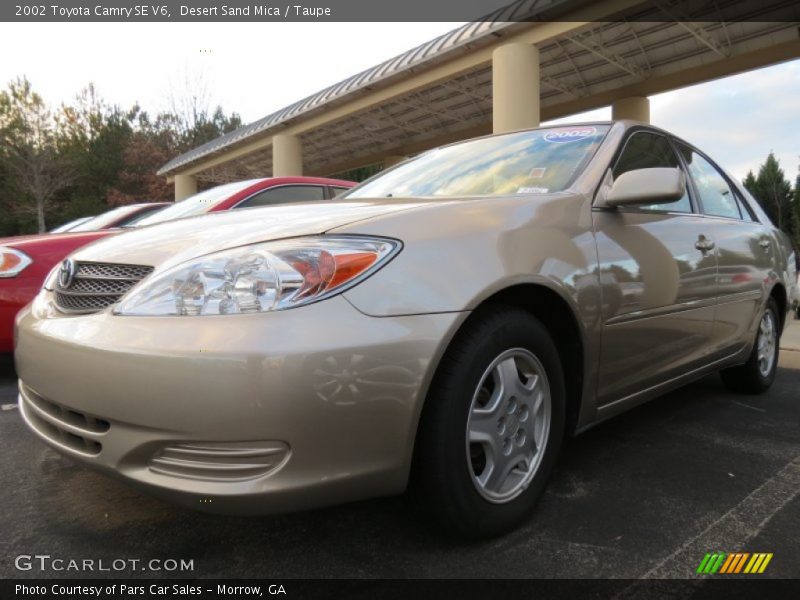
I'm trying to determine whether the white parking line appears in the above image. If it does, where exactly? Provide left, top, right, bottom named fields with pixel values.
left=615, top=455, right=800, bottom=595
left=1, top=403, right=17, bottom=411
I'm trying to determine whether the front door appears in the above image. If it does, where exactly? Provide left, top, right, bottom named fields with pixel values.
left=593, top=130, right=718, bottom=405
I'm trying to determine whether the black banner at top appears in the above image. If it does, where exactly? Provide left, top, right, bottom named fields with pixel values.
left=1, top=0, right=799, bottom=23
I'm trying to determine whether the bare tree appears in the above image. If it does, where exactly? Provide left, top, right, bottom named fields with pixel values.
left=0, top=78, right=75, bottom=232
left=166, top=68, right=213, bottom=143
left=164, top=67, right=242, bottom=152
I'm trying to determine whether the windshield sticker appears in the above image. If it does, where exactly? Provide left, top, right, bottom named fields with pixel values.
left=517, top=187, right=549, bottom=194
left=528, top=167, right=546, bottom=179
left=543, top=127, right=597, bottom=143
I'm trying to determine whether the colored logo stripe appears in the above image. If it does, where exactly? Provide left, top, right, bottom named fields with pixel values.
left=697, top=553, right=726, bottom=574
left=720, top=553, right=748, bottom=573
left=697, top=552, right=773, bottom=574
left=744, top=553, right=773, bottom=574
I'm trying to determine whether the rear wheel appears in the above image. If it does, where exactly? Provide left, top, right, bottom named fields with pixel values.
left=721, top=298, right=780, bottom=394
left=412, top=306, right=565, bottom=538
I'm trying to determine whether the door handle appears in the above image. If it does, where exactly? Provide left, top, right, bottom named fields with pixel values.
left=759, top=238, right=771, bottom=250
left=695, top=236, right=715, bottom=252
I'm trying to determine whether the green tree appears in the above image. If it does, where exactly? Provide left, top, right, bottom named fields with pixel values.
left=0, top=77, right=242, bottom=234
left=743, top=153, right=798, bottom=247
left=0, top=78, right=75, bottom=232
left=58, top=87, right=135, bottom=212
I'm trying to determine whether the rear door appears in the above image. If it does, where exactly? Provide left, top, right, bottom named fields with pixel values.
left=593, top=130, right=718, bottom=405
left=674, top=142, right=772, bottom=359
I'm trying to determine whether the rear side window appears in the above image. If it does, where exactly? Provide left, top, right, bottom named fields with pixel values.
left=612, top=131, right=692, bottom=213
left=235, top=185, right=326, bottom=209
left=331, top=186, right=350, bottom=197
left=677, top=144, right=740, bottom=220
left=734, top=194, right=756, bottom=222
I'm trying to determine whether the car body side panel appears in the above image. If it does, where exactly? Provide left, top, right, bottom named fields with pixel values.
left=333, top=192, right=605, bottom=430
left=591, top=211, right=717, bottom=405
left=703, top=218, right=776, bottom=359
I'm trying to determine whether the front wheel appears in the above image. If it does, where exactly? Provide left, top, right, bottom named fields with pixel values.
left=411, top=306, right=566, bottom=538
left=721, top=298, right=780, bottom=394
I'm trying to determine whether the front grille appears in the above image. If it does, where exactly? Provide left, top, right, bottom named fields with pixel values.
left=76, top=262, right=153, bottom=280
left=66, top=278, right=136, bottom=294
left=19, top=383, right=108, bottom=456
left=54, top=260, right=153, bottom=314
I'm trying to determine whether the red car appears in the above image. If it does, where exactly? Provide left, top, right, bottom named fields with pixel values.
left=0, top=176, right=355, bottom=352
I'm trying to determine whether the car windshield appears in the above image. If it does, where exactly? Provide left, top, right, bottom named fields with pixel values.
left=50, top=216, right=93, bottom=233
left=69, top=205, right=156, bottom=232
left=134, top=179, right=264, bottom=227
left=345, top=125, right=609, bottom=199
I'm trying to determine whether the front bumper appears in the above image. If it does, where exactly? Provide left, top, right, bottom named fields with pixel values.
left=15, top=293, right=462, bottom=514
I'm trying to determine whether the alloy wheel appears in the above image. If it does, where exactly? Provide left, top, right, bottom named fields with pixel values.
left=465, top=348, right=551, bottom=503
left=757, top=310, right=777, bottom=378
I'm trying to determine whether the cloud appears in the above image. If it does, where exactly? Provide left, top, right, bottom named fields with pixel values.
left=546, top=60, right=800, bottom=182
left=651, top=61, right=800, bottom=181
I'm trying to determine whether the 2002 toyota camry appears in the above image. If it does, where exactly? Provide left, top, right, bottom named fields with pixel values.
left=15, top=121, right=797, bottom=537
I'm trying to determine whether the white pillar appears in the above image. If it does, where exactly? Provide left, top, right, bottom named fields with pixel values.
left=174, top=174, right=197, bottom=201
left=272, top=133, right=303, bottom=176
left=492, top=42, right=540, bottom=134
left=612, top=96, right=650, bottom=123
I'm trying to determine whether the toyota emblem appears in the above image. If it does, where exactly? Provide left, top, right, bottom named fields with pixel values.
left=58, top=259, right=76, bottom=289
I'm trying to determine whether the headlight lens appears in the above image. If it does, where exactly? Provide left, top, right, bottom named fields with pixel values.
left=0, top=247, right=33, bottom=278
left=115, top=236, right=400, bottom=316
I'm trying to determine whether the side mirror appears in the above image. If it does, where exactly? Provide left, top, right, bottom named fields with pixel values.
left=604, top=167, right=686, bottom=208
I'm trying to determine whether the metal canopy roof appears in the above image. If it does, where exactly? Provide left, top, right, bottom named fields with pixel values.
left=157, top=16, right=529, bottom=176
left=159, top=0, right=800, bottom=182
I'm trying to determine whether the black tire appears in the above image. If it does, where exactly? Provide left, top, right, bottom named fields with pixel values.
left=720, top=297, right=780, bottom=394
left=411, top=305, right=566, bottom=538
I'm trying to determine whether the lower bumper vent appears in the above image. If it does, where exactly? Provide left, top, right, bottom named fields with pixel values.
left=149, top=441, right=290, bottom=482
left=19, top=383, right=109, bottom=456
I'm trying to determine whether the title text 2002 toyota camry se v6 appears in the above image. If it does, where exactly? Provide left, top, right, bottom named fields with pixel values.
left=15, top=122, right=797, bottom=537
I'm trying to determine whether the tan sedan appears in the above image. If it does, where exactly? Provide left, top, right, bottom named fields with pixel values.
left=15, top=121, right=797, bottom=537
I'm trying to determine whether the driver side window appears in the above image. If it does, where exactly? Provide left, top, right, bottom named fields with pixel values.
left=612, top=132, right=692, bottom=213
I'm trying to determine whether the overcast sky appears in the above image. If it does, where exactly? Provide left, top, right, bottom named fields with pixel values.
left=0, top=22, right=798, bottom=181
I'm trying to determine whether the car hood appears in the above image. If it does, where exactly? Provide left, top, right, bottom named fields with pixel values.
left=69, top=199, right=436, bottom=269
left=0, top=230, right=113, bottom=252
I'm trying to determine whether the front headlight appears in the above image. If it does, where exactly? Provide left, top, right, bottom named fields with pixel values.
left=115, top=236, right=400, bottom=316
left=0, top=247, right=33, bottom=278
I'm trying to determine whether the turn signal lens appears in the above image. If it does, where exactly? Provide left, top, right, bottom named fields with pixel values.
left=0, top=247, right=33, bottom=278
left=115, top=236, right=400, bottom=317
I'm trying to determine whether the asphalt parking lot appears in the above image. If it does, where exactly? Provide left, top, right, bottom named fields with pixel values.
left=1, top=323, right=799, bottom=582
